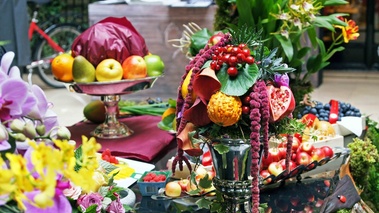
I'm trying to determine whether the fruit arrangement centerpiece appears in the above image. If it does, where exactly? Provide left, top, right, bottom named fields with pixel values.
left=168, top=23, right=305, bottom=212
left=52, top=17, right=165, bottom=139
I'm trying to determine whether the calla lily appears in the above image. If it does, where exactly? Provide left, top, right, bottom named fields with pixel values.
left=182, top=68, right=221, bottom=127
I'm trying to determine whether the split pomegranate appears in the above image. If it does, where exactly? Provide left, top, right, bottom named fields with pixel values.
left=267, top=85, right=295, bottom=122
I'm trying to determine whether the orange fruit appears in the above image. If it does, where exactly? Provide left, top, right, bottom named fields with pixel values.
left=51, top=53, right=74, bottom=82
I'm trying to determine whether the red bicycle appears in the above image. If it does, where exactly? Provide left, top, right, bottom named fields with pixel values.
left=26, top=0, right=82, bottom=88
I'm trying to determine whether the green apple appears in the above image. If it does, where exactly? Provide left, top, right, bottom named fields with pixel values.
left=144, top=54, right=165, bottom=77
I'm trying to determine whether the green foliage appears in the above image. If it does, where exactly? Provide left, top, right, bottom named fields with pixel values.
left=217, top=63, right=260, bottom=96
left=347, top=137, right=379, bottom=188
left=189, top=28, right=213, bottom=56
left=360, top=117, right=379, bottom=211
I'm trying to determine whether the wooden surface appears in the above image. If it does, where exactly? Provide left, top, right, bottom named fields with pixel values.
left=88, top=3, right=217, bottom=100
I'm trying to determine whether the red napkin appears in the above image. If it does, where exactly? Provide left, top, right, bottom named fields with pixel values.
left=67, top=115, right=175, bottom=162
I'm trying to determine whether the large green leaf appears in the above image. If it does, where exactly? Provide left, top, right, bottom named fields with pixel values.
left=217, top=63, right=259, bottom=96
left=324, top=0, right=348, bottom=6
left=189, top=28, right=212, bottom=56
left=306, top=54, right=323, bottom=74
left=314, top=14, right=347, bottom=31
left=274, top=34, right=294, bottom=61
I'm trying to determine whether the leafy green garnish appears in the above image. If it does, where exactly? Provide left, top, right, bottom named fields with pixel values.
left=217, top=63, right=259, bottom=96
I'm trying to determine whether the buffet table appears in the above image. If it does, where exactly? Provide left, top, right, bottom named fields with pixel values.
left=67, top=115, right=356, bottom=212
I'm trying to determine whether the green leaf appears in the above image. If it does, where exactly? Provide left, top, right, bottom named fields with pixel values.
left=324, top=0, right=349, bottom=6
left=297, top=47, right=311, bottom=60
left=119, top=103, right=168, bottom=116
left=198, top=174, right=213, bottom=189
left=323, top=46, right=345, bottom=62
left=218, top=63, right=259, bottom=96
left=74, top=146, right=83, bottom=172
left=157, top=113, right=175, bottom=131
left=188, top=131, right=205, bottom=145
left=213, top=144, right=229, bottom=155
left=235, top=0, right=254, bottom=27
left=84, top=204, right=98, bottom=213
left=306, top=54, right=323, bottom=74
left=195, top=197, right=213, bottom=210
left=306, top=27, right=318, bottom=47
left=274, top=34, right=294, bottom=61
left=98, top=160, right=118, bottom=174
left=189, top=28, right=212, bottom=56
left=314, top=14, right=347, bottom=31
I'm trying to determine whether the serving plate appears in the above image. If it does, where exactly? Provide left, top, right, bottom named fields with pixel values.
left=259, top=147, right=349, bottom=189
left=100, top=155, right=155, bottom=188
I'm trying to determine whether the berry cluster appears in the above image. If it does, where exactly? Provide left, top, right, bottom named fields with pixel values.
left=241, top=94, right=252, bottom=114
left=101, top=149, right=119, bottom=164
left=209, top=43, right=255, bottom=77
left=297, top=101, right=362, bottom=121
left=142, top=172, right=167, bottom=182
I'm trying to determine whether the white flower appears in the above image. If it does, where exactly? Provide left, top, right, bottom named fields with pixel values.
left=303, top=1, right=314, bottom=12
left=279, top=12, right=290, bottom=20
left=293, top=17, right=302, bottom=29
left=290, top=4, right=300, bottom=11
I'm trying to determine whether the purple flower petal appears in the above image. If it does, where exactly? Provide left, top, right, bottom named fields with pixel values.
left=23, top=191, right=72, bottom=213
left=0, top=52, right=15, bottom=75
left=0, top=140, right=11, bottom=151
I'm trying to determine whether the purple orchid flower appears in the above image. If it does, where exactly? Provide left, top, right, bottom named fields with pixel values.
left=27, top=85, right=59, bottom=132
left=23, top=190, right=72, bottom=213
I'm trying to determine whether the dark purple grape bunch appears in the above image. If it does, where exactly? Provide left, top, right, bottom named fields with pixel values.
left=298, top=101, right=361, bottom=121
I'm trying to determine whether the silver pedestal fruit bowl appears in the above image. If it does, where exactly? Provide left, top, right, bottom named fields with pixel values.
left=65, top=76, right=159, bottom=139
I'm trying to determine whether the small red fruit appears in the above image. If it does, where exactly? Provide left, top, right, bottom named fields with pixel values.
left=338, top=195, right=346, bottom=203
left=227, top=66, right=238, bottom=77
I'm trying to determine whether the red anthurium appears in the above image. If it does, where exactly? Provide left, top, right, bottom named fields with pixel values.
left=177, top=122, right=203, bottom=156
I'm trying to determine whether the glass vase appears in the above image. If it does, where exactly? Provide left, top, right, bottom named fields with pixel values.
left=208, top=138, right=252, bottom=213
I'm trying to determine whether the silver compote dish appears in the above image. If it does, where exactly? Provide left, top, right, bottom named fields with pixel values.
left=65, top=76, right=159, bottom=139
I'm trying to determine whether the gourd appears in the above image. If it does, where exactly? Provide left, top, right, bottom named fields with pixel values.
left=207, top=91, right=242, bottom=127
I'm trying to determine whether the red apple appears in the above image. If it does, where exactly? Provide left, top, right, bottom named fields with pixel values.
left=321, top=145, right=334, bottom=158
left=260, top=152, right=273, bottom=170
left=297, top=142, right=315, bottom=155
left=290, top=196, right=301, bottom=207
left=291, top=136, right=301, bottom=152
left=201, top=150, right=212, bottom=166
left=122, top=55, right=147, bottom=79
left=260, top=169, right=272, bottom=184
left=296, top=151, right=312, bottom=166
left=208, top=32, right=224, bottom=47
left=268, top=148, right=281, bottom=162
left=279, top=159, right=297, bottom=171
left=291, top=152, right=297, bottom=161
left=268, top=162, right=284, bottom=176
left=178, top=179, right=190, bottom=192
left=278, top=147, right=287, bottom=160
left=311, top=147, right=326, bottom=162
left=301, top=113, right=319, bottom=128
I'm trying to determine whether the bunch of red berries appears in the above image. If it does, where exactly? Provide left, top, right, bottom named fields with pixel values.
left=142, top=172, right=167, bottom=182
left=209, top=43, right=255, bottom=77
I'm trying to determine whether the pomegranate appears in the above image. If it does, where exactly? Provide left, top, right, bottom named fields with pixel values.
left=267, top=85, right=295, bottom=122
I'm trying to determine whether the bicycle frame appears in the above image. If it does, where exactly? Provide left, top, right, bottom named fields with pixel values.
left=28, top=12, right=64, bottom=53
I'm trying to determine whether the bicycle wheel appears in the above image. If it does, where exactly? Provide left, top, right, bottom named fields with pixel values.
left=33, top=23, right=81, bottom=88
